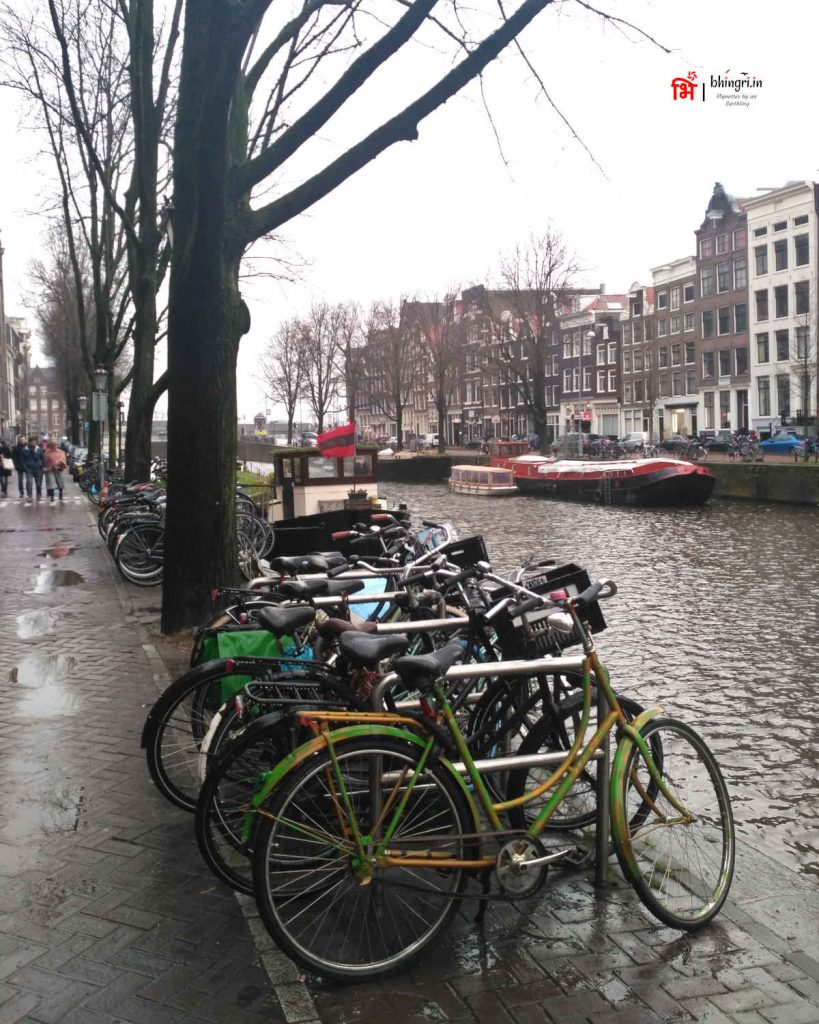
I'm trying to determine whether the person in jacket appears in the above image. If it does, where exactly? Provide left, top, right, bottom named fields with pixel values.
left=21, top=437, right=45, bottom=501
left=11, top=435, right=27, bottom=497
left=0, top=439, right=12, bottom=497
left=44, top=440, right=68, bottom=502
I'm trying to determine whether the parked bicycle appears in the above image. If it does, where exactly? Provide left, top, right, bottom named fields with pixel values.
left=246, top=576, right=734, bottom=979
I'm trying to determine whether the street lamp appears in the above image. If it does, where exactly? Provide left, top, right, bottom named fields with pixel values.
left=117, top=400, right=125, bottom=468
left=77, top=396, right=87, bottom=446
left=92, top=367, right=107, bottom=496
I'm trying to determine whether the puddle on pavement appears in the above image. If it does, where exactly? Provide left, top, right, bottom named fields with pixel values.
left=8, top=654, right=81, bottom=718
left=3, top=784, right=86, bottom=838
left=27, top=566, right=84, bottom=594
left=37, top=543, right=76, bottom=559
left=16, top=608, right=62, bottom=639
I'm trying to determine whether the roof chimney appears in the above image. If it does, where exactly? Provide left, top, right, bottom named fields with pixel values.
left=599, top=283, right=605, bottom=293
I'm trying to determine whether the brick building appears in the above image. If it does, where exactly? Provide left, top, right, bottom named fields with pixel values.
left=26, top=365, right=66, bottom=440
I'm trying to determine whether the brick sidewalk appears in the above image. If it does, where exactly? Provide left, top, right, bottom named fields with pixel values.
left=1, top=484, right=818, bottom=1024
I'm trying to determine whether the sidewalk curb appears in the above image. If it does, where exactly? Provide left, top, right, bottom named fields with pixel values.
left=93, top=502, right=321, bottom=1024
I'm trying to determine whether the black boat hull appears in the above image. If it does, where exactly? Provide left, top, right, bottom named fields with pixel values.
left=515, top=465, right=715, bottom=507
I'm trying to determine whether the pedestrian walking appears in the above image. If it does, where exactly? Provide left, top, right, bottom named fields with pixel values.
left=12, top=435, right=26, bottom=497
left=0, top=439, right=13, bottom=497
left=21, top=437, right=45, bottom=501
left=44, top=440, right=68, bottom=502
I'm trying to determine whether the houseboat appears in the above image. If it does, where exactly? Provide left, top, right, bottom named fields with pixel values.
left=487, top=441, right=714, bottom=507
left=449, top=464, right=517, bottom=497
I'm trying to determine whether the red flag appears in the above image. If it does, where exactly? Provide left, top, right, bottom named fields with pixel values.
left=317, top=422, right=356, bottom=458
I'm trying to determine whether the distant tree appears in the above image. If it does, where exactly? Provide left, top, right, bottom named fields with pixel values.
left=300, top=303, right=346, bottom=434
left=260, top=321, right=305, bottom=445
left=337, top=304, right=366, bottom=427
left=409, top=295, right=462, bottom=453
left=485, top=231, right=581, bottom=452
left=28, top=224, right=92, bottom=444
left=792, top=313, right=817, bottom=434
left=361, top=301, right=417, bottom=451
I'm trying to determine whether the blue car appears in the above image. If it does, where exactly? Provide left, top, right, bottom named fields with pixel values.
left=759, top=432, right=802, bottom=453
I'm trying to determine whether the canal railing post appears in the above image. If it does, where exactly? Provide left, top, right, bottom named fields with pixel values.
left=594, top=680, right=610, bottom=889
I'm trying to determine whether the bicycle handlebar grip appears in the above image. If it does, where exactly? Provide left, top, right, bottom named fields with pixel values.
left=328, top=562, right=351, bottom=578
left=575, top=578, right=617, bottom=608
left=507, top=596, right=544, bottom=618
left=331, top=530, right=354, bottom=541
left=443, top=565, right=482, bottom=590
left=402, top=569, right=434, bottom=587
left=370, top=513, right=396, bottom=523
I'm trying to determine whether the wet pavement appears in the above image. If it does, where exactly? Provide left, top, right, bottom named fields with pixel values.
left=1, top=486, right=819, bottom=1023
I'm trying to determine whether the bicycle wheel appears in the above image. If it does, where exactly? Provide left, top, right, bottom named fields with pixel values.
left=613, top=717, right=734, bottom=930
left=252, top=735, right=473, bottom=980
left=195, top=712, right=297, bottom=894
left=504, top=690, right=647, bottom=831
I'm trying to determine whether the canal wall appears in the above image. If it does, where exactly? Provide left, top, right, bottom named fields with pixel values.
left=708, top=461, right=819, bottom=505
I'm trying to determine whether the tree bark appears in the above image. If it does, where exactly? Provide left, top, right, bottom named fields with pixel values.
left=160, top=2, right=251, bottom=633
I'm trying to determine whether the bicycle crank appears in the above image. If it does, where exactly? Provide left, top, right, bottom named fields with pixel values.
left=496, top=837, right=572, bottom=896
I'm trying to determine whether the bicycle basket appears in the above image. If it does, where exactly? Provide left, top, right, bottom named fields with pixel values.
left=436, top=535, right=489, bottom=569
left=492, top=563, right=606, bottom=658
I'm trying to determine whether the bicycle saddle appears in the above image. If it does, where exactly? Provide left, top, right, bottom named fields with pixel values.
left=316, top=618, right=378, bottom=638
left=253, top=604, right=315, bottom=636
left=393, top=645, right=464, bottom=687
left=338, top=632, right=409, bottom=668
left=277, top=579, right=329, bottom=599
left=271, top=554, right=330, bottom=575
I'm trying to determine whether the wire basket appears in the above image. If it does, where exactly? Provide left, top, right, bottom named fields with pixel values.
left=492, top=563, right=607, bottom=658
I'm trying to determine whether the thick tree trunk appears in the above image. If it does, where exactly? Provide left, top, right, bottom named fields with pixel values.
left=160, top=1, right=250, bottom=633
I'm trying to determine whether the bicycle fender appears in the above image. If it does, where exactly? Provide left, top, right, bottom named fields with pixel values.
left=247, top=724, right=481, bottom=834
left=609, top=706, right=664, bottom=847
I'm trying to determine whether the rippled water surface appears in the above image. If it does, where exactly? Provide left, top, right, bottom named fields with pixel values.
left=380, top=482, right=819, bottom=878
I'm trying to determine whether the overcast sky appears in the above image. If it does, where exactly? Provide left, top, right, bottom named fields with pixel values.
left=0, top=0, right=814, bottom=424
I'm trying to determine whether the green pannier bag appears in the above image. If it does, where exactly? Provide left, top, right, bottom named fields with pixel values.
left=197, top=627, right=287, bottom=704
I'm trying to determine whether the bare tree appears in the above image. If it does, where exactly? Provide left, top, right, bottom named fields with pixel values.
left=2, top=0, right=181, bottom=474
left=28, top=224, right=93, bottom=443
left=336, top=303, right=365, bottom=426
left=361, top=300, right=417, bottom=451
left=260, top=320, right=305, bottom=444
left=484, top=231, right=581, bottom=452
left=160, top=0, right=580, bottom=631
left=300, top=302, right=346, bottom=434
left=792, top=313, right=817, bottom=436
left=407, top=295, right=462, bottom=453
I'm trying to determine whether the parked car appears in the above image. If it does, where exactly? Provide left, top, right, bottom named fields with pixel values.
left=551, top=432, right=602, bottom=455
left=299, top=431, right=318, bottom=447
left=420, top=433, right=439, bottom=449
left=619, top=431, right=650, bottom=452
left=658, top=434, right=690, bottom=452
left=386, top=435, right=398, bottom=447
left=759, top=431, right=803, bottom=453
left=702, top=434, right=733, bottom=453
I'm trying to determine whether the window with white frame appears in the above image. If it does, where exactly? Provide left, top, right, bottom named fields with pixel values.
left=624, top=381, right=633, bottom=404
left=735, top=303, right=748, bottom=332
left=597, top=370, right=606, bottom=391
left=756, top=332, right=769, bottom=363
left=563, top=337, right=572, bottom=358
left=685, top=341, right=695, bottom=364
left=757, top=376, right=770, bottom=416
left=775, top=329, right=789, bottom=360
left=717, top=263, right=731, bottom=292
left=718, top=350, right=731, bottom=376
left=777, top=375, right=790, bottom=417
left=774, top=285, right=788, bottom=318
left=755, top=289, right=768, bottom=321
left=572, top=366, right=580, bottom=392
left=671, top=343, right=681, bottom=365
left=607, top=369, right=616, bottom=391
left=583, top=366, right=592, bottom=391
left=754, top=245, right=768, bottom=275
left=657, top=292, right=668, bottom=309
left=607, top=342, right=617, bottom=363
left=686, top=369, right=697, bottom=394
left=658, top=347, right=668, bottom=368
left=623, top=350, right=632, bottom=372
left=684, top=313, right=694, bottom=331
left=773, top=220, right=786, bottom=232
left=733, top=227, right=746, bottom=249
left=702, top=351, right=715, bottom=377
left=670, top=314, right=680, bottom=333
left=795, top=234, right=810, bottom=266
left=753, top=226, right=767, bottom=237
left=734, top=257, right=747, bottom=289
left=796, top=325, right=809, bottom=358
left=795, top=280, right=809, bottom=315
left=699, top=237, right=714, bottom=258
left=716, top=233, right=729, bottom=254
left=704, top=391, right=714, bottom=428
left=596, top=345, right=605, bottom=365
left=672, top=371, right=683, bottom=396
left=701, top=266, right=715, bottom=297
left=735, top=348, right=748, bottom=375
left=774, top=239, right=788, bottom=271
left=670, top=286, right=680, bottom=310
left=718, top=307, right=731, bottom=335
left=582, top=333, right=592, bottom=356
left=658, top=318, right=667, bottom=336
left=683, top=282, right=695, bottom=303
left=719, top=390, right=731, bottom=428
left=633, top=348, right=644, bottom=371
left=634, top=379, right=644, bottom=402
left=702, top=310, right=715, bottom=338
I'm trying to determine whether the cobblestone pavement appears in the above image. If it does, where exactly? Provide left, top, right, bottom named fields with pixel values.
left=1, top=485, right=818, bottom=1024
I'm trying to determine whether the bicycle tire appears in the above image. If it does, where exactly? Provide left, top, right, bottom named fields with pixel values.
left=612, top=717, right=734, bottom=930
left=252, top=735, right=473, bottom=980
left=503, top=690, right=646, bottom=831
left=195, top=711, right=300, bottom=893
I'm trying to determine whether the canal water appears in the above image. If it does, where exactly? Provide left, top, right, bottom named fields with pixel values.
left=380, top=482, right=819, bottom=881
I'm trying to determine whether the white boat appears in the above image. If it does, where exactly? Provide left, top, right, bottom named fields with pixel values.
left=448, top=464, right=517, bottom=496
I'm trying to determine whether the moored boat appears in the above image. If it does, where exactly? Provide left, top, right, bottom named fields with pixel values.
left=449, top=464, right=517, bottom=497
left=508, top=456, right=715, bottom=507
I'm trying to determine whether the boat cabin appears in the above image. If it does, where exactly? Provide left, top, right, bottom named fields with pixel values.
left=488, top=439, right=530, bottom=460
left=449, top=464, right=517, bottom=496
left=271, top=446, right=379, bottom=520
